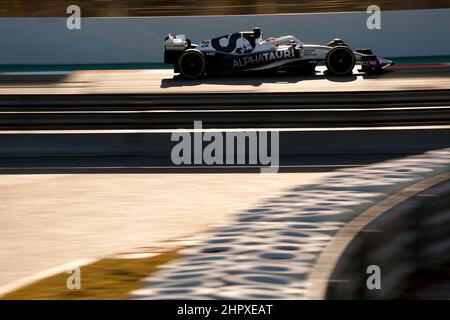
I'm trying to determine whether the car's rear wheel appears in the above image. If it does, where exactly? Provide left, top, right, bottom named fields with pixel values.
left=325, top=46, right=356, bottom=76
left=178, top=49, right=206, bottom=79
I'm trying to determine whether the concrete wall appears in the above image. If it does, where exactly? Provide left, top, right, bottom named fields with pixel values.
left=0, top=9, right=449, bottom=65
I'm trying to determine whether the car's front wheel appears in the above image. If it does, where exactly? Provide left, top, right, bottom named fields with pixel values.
left=325, top=46, right=356, bottom=76
left=178, top=49, right=206, bottom=79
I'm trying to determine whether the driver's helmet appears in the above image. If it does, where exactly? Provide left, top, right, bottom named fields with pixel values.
left=253, top=27, right=262, bottom=40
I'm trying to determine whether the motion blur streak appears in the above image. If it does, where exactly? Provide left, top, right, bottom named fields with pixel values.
left=1, top=0, right=449, bottom=16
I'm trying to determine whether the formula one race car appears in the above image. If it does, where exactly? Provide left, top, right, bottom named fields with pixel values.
left=164, top=27, right=393, bottom=79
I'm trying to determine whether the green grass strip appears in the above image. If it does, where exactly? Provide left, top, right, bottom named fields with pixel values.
left=1, top=249, right=178, bottom=300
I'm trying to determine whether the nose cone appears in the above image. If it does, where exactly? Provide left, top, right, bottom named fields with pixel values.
left=378, top=57, right=394, bottom=69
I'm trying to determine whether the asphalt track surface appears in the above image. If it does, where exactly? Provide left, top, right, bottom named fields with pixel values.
left=0, top=66, right=449, bottom=130
left=0, top=64, right=449, bottom=295
left=0, top=153, right=415, bottom=174
left=0, top=150, right=434, bottom=291
left=0, top=171, right=333, bottom=291
left=0, top=65, right=449, bottom=95
left=1, top=64, right=448, bottom=173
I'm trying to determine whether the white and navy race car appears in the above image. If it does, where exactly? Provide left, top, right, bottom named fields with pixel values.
left=164, top=27, right=393, bottom=79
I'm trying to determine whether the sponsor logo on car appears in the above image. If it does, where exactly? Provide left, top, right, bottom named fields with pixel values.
left=232, top=48, right=298, bottom=69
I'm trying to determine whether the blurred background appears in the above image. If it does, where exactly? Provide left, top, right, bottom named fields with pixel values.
left=1, top=0, right=450, bottom=17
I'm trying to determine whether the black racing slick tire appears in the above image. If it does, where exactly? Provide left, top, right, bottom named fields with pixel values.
left=178, top=49, right=206, bottom=79
left=325, top=46, right=356, bottom=76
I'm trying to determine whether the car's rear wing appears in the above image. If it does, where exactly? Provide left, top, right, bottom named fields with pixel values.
left=164, top=34, right=189, bottom=64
